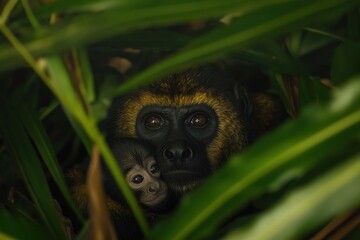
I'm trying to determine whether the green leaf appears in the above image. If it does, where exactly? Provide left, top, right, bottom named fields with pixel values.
left=298, top=76, right=331, bottom=108
left=0, top=0, right=290, bottom=72
left=75, top=221, right=91, bottom=240
left=64, top=111, right=93, bottom=154
left=231, top=42, right=304, bottom=75
left=114, top=0, right=358, bottom=94
left=149, top=77, right=360, bottom=240
left=90, top=30, right=191, bottom=51
left=347, top=8, right=360, bottom=41
left=224, top=154, right=360, bottom=240
left=77, top=48, right=95, bottom=103
left=45, top=56, right=92, bottom=153
left=0, top=208, right=53, bottom=240
left=90, top=73, right=120, bottom=122
left=331, top=42, right=360, bottom=85
left=0, top=99, right=67, bottom=240
left=16, top=103, right=84, bottom=223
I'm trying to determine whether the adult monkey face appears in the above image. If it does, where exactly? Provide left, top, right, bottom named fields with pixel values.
left=108, top=66, right=285, bottom=194
left=136, top=104, right=218, bottom=192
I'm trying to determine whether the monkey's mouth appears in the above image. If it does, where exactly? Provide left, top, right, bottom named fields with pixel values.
left=142, top=188, right=168, bottom=207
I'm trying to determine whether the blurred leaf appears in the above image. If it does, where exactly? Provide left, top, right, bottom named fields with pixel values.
left=0, top=99, right=67, bottom=239
left=271, top=74, right=293, bottom=116
left=91, top=73, right=120, bottom=122
left=231, top=42, right=304, bottom=75
left=91, top=30, right=191, bottom=51
left=0, top=152, right=17, bottom=188
left=39, top=100, right=59, bottom=120
left=347, top=8, right=360, bottom=41
left=16, top=103, right=84, bottom=223
left=63, top=111, right=92, bottom=154
left=331, top=42, right=360, bottom=85
left=0, top=0, right=289, bottom=72
left=298, top=76, right=331, bottom=108
left=297, top=30, right=340, bottom=56
left=0, top=233, right=16, bottom=240
left=75, top=221, right=91, bottom=240
left=115, top=0, right=358, bottom=94
left=224, top=154, right=360, bottom=240
left=77, top=48, right=95, bottom=104
left=45, top=56, right=84, bottom=111
left=0, top=208, right=53, bottom=240
left=45, top=56, right=92, bottom=153
left=36, top=0, right=135, bottom=13
left=149, top=77, right=360, bottom=240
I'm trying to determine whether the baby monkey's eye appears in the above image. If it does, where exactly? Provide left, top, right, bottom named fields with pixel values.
left=132, top=175, right=144, bottom=184
left=149, top=163, right=159, bottom=174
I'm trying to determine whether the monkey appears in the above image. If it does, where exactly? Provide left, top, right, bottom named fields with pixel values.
left=67, top=138, right=175, bottom=239
left=106, top=65, right=287, bottom=196
left=102, top=138, right=174, bottom=214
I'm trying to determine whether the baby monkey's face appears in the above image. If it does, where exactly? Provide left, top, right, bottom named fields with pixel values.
left=125, top=156, right=168, bottom=208
left=107, top=138, right=171, bottom=212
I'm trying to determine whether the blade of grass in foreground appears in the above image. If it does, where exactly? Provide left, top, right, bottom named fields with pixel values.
left=17, top=103, right=85, bottom=223
left=0, top=208, right=53, bottom=240
left=0, top=99, right=67, bottom=240
left=224, top=154, right=360, bottom=240
left=0, top=0, right=291, bottom=72
left=114, top=0, right=358, bottom=94
left=149, top=77, right=360, bottom=239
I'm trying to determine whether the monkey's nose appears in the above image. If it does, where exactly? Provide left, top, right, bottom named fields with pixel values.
left=163, top=142, right=193, bottom=163
left=148, top=182, right=160, bottom=193
left=149, top=186, right=156, bottom=193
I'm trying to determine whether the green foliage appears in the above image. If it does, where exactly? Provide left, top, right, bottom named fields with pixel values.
left=0, top=100, right=68, bottom=239
left=224, top=154, right=360, bottom=240
left=0, top=0, right=359, bottom=240
left=331, top=42, right=360, bottom=85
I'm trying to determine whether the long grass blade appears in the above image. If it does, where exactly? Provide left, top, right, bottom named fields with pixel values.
left=0, top=0, right=291, bottom=72
left=16, top=103, right=85, bottom=223
left=0, top=99, right=67, bottom=240
left=114, top=0, right=358, bottom=95
left=224, top=154, right=360, bottom=240
left=0, top=208, right=53, bottom=240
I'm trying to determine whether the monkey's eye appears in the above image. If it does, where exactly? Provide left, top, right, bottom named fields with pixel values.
left=189, top=113, right=209, bottom=128
left=149, top=163, right=159, bottom=174
left=144, top=114, right=164, bottom=130
left=132, top=175, right=144, bottom=184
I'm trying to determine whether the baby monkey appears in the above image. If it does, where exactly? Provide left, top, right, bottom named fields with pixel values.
left=102, top=138, right=172, bottom=213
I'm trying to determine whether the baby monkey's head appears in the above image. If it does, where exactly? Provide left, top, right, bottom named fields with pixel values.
left=103, top=138, right=169, bottom=213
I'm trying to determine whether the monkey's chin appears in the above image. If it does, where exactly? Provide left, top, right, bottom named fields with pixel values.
left=142, top=190, right=167, bottom=207
left=163, top=170, right=205, bottom=194
left=169, top=181, right=201, bottom=194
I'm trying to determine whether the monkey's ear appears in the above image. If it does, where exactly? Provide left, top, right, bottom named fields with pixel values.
left=233, top=82, right=253, bottom=119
